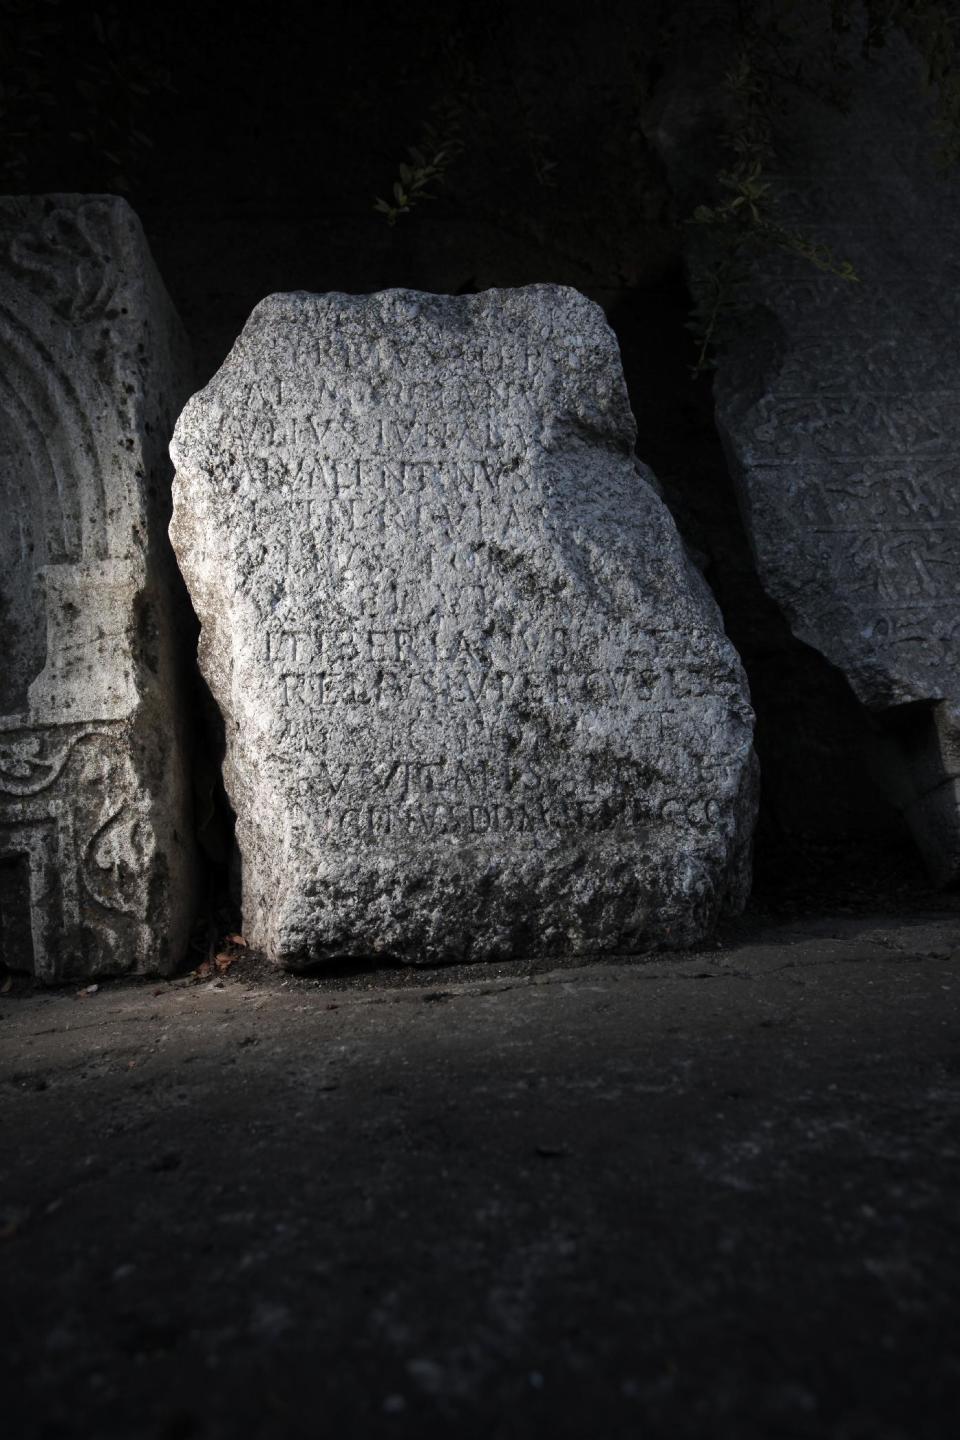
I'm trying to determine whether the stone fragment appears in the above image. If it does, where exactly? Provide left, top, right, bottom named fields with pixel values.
left=652, top=26, right=960, bottom=884
left=170, top=285, right=756, bottom=965
left=0, top=195, right=197, bottom=981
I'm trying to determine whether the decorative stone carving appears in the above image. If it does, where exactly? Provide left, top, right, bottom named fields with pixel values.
left=171, top=285, right=756, bottom=966
left=651, top=26, right=960, bottom=884
left=0, top=195, right=197, bottom=980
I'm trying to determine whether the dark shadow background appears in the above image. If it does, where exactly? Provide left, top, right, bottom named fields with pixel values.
left=2, top=0, right=932, bottom=913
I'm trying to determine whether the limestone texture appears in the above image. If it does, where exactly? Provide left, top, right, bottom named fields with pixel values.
left=0, top=195, right=197, bottom=981
left=171, top=285, right=756, bottom=966
left=651, top=27, right=960, bottom=884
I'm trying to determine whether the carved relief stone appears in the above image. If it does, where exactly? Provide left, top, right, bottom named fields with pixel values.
left=652, top=27, right=960, bottom=884
left=170, top=286, right=756, bottom=966
left=0, top=195, right=197, bottom=980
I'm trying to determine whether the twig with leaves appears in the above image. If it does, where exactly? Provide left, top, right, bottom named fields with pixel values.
left=686, top=0, right=959, bottom=372
left=374, top=117, right=463, bottom=225
left=373, top=40, right=477, bottom=224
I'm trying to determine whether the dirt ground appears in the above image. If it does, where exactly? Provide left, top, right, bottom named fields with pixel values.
left=3, top=907, right=960, bottom=1440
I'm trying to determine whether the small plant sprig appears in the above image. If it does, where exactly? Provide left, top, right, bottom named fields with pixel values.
left=690, top=158, right=861, bottom=277
left=882, top=0, right=960, bottom=167
left=373, top=39, right=477, bottom=225
left=687, top=1, right=960, bottom=372
left=373, top=118, right=463, bottom=225
left=687, top=42, right=859, bottom=373
left=0, top=1, right=170, bottom=192
left=687, top=184, right=860, bottom=373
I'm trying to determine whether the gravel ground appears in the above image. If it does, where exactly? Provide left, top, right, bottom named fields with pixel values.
left=2, top=908, right=960, bottom=1439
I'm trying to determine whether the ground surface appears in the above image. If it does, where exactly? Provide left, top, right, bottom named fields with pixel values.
left=3, top=909, right=960, bottom=1440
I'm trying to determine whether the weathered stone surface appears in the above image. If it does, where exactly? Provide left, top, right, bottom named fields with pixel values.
left=0, top=195, right=197, bottom=981
left=652, top=28, right=960, bottom=885
left=170, top=285, right=756, bottom=966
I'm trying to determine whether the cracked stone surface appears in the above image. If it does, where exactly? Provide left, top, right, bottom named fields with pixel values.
left=170, top=285, right=757, bottom=966
left=2, top=907, right=959, bottom=1438
left=0, top=195, right=197, bottom=981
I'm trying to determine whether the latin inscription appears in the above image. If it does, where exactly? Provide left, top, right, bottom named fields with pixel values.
left=224, top=404, right=740, bottom=845
left=171, top=284, right=757, bottom=959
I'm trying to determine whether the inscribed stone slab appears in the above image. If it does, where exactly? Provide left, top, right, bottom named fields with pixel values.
left=0, top=195, right=197, bottom=980
left=170, top=285, right=757, bottom=965
left=652, top=28, right=960, bottom=883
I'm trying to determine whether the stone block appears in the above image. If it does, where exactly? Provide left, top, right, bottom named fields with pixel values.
left=651, top=25, right=960, bottom=883
left=171, top=285, right=757, bottom=965
left=0, top=195, right=197, bottom=980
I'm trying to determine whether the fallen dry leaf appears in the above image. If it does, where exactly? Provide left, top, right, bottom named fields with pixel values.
left=224, top=933, right=248, bottom=948
left=1, top=976, right=12, bottom=995
left=214, top=952, right=236, bottom=974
